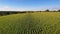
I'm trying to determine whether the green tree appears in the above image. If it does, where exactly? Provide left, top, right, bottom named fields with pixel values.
left=58, top=10, right=60, bottom=12
left=45, top=9, right=49, bottom=12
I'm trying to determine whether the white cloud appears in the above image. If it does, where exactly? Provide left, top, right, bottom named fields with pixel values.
left=0, top=6, right=27, bottom=11
left=0, top=6, right=41, bottom=11
left=0, top=6, right=60, bottom=11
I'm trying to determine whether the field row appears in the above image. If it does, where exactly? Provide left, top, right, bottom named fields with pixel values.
left=0, top=12, right=60, bottom=34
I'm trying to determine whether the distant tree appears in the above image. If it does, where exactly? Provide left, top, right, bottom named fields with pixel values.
left=45, top=9, right=49, bottom=12
left=40, top=11, right=41, bottom=12
left=58, top=10, right=60, bottom=12
left=6, top=12, right=10, bottom=15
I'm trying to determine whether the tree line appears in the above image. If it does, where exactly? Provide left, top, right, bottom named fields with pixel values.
left=0, top=11, right=26, bottom=16
left=0, top=10, right=60, bottom=16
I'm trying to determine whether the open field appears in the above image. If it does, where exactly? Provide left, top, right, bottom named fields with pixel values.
left=0, top=12, right=60, bottom=34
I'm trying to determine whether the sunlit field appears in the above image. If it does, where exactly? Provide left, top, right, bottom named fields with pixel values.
left=0, top=12, right=60, bottom=34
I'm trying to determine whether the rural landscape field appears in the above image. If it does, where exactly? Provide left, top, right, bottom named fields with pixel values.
left=0, top=0, right=60, bottom=34
left=0, top=12, right=60, bottom=34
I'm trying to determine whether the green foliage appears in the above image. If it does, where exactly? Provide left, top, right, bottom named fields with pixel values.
left=58, top=10, right=60, bottom=12
left=45, top=9, right=49, bottom=12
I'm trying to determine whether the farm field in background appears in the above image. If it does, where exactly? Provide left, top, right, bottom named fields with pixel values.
left=0, top=12, right=60, bottom=34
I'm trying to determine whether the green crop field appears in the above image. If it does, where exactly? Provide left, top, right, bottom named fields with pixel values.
left=0, top=12, right=60, bottom=34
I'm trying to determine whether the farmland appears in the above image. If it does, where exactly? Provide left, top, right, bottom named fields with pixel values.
left=0, top=12, right=60, bottom=34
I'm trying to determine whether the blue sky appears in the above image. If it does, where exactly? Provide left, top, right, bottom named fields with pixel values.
left=0, top=0, right=60, bottom=11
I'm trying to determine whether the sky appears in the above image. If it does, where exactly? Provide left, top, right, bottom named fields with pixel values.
left=0, top=0, right=60, bottom=11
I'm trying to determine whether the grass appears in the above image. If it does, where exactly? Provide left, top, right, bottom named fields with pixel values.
left=0, top=12, right=60, bottom=34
